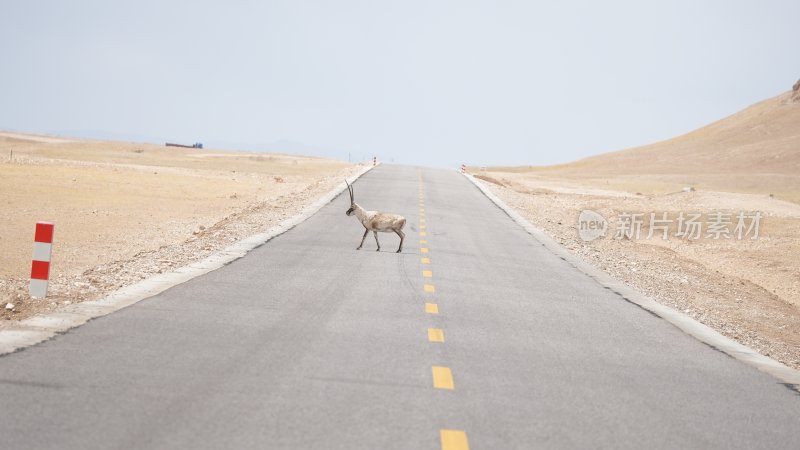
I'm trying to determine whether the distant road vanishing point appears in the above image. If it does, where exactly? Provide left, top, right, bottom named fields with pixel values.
left=1, top=165, right=799, bottom=449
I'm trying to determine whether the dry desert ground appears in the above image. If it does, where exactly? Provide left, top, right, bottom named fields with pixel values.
left=0, top=132, right=360, bottom=323
left=473, top=87, right=800, bottom=370
left=2, top=85, right=798, bottom=372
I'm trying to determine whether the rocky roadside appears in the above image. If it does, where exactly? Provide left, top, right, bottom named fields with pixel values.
left=1, top=165, right=363, bottom=325
left=477, top=178, right=800, bottom=371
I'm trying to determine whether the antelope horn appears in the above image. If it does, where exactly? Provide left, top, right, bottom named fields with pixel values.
left=345, top=179, right=354, bottom=202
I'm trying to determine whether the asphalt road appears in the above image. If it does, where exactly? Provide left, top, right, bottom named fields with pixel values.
left=1, top=165, right=799, bottom=449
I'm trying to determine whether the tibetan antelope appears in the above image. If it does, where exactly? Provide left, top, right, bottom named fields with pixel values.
left=345, top=180, right=406, bottom=253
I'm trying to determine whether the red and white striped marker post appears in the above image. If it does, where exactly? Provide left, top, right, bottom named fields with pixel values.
left=460, top=164, right=466, bottom=174
left=30, top=221, right=54, bottom=298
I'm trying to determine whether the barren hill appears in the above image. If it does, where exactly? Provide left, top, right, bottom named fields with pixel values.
left=497, top=82, right=800, bottom=202
left=567, top=90, right=800, bottom=175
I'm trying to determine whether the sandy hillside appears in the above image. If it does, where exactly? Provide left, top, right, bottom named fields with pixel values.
left=493, top=90, right=800, bottom=203
left=475, top=82, right=800, bottom=369
left=0, top=132, right=360, bottom=322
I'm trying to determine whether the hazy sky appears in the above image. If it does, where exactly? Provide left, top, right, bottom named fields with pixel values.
left=1, top=1, right=798, bottom=167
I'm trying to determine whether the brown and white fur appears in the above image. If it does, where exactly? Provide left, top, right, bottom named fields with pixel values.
left=345, top=180, right=406, bottom=253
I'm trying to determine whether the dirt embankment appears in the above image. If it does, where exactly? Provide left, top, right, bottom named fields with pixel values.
left=0, top=132, right=360, bottom=324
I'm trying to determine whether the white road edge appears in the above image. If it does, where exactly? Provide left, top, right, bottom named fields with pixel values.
left=465, top=172, right=800, bottom=389
left=0, top=165, right=375, bottom=355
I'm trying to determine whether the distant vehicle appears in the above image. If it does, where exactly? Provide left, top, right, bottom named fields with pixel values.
left=165, top=142, right=203, bottom=149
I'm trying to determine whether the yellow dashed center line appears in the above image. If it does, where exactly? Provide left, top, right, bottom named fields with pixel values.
left=432, top=366, right=454, bottom=389
left=428, top=328, right=445, bottom=343
left=440, top=430, right=470, bottom=450
left=419, top=176, right=469, bottom=445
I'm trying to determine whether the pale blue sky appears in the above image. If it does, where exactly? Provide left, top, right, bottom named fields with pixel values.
left=1, top=1, right=798, bottom=167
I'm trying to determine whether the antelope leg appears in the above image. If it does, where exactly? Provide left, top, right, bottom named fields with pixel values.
left=395, top=229, right=405, bottom=253
left=357, top=228, right=368, bottom=250
left=373, top=231, right=380, bottom=251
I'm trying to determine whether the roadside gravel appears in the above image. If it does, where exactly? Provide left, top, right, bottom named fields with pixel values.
left=478, top=176, right=800, bottom=370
